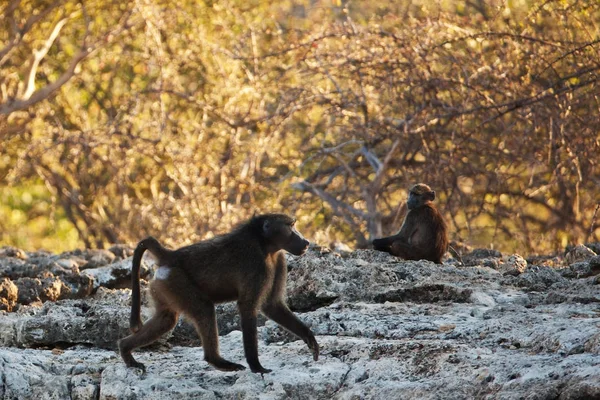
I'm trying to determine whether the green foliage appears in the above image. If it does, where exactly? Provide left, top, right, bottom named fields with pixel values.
left=0, top=183, right=81, bottom=251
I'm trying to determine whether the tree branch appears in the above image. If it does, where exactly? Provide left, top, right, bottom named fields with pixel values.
left=0, top=48, right=89, bottom=115
left=0, top=6, right=137, bottom=116
left=292, top=180, right=367, bottom=225
left=0, top=0, right=60, bottom=66
left=21, top=18, right=69, bottom=100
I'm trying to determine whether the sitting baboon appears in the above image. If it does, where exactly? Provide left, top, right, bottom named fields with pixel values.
left=118, top=213, right=319, bottom=374
left=372, top=183, right=448, bottom=264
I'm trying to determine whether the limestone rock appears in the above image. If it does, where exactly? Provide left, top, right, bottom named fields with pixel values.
left=498, top=254, right=528, bottom=275
left=0, top=278, right=18, bottom=311
left=565, top=244, right=597, bottom=265
left=81, top=257, right=152, bottom=290
left=462, top=248, right=503, bottom=267
left=81, top=249, right=117, bottom=269
left=0, top=246, right=28, bottom=259
left=1, top=245, right=600, bottom=399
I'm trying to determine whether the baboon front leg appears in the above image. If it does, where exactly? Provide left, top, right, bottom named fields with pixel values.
left=262, top=302, right=319, bottom=361
left=239, top=302, right=271, bottom=374
left=118, top=308, right=178, bottom=372
left=186, top=301, right=246, bottom=372
left=372, top=236, right=394, bottom=251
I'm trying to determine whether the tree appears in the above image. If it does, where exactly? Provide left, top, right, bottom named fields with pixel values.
left=1, top=0, right=599, bottom=254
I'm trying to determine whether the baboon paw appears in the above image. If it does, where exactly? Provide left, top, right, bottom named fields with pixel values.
left=306, top=337, right=320, bottom=361
left=252, top=367, right=273, bottom=375
left=127, top=361, right=147, bottom=373
left=210, top=359, right=246, bottom=372
left=250, top=366, right=272, bottom=374
left=228, top=363, right=247, bottom=372
left=311, top=347, right=319, bottom=361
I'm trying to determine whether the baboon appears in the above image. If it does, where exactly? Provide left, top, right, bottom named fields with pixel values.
left=372, top=183, right=448, bottom=264
left=118, top=213, right=319, bottom=374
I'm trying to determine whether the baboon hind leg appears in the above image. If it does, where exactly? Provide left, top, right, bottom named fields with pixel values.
left=186, top=300, right=246, bottom=372
left=118, top=307, right=178, bottom=371
left=390, top=240, right=428, bottom=261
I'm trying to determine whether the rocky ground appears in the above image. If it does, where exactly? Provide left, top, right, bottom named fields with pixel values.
left=1, top=243, right=600, bottom=399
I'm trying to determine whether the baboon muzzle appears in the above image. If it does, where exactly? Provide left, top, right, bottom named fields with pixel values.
left=288, top=236, right=309, bottom=256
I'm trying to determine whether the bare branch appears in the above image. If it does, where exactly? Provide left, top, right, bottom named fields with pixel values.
left=0, top=1, right=61, bottom=66
left=292, top=180, right=366, bottom=221
left=360, top=145, right=382, bottom=172
left=0, top=6, right=138, bottom=116
left=21, top=18, right=69, bottom=100
left=293, top=180, right=369, bottom=246
left=369, top=138, right=401, bottom=194
left=0, top=48, right=89, bottom=115
left=586, top=204, right=600, bottom=243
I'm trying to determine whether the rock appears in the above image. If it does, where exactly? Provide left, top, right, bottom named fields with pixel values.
left=512, top=266, right=567, bottom=291
left=498, top=254, right=528, bottom=275
left=447, top=240, right=473, bottom=258
left=329, top=241, right=352, bottom=254
left=56, top=255, right=88, bottom=270
left=0, top=290, right=135, bottom=349
left=559, top=380, right=600, bottom=400
left=0, top=257, right=27, bottom=279
left=108, top=244, right=134, bottom=260
left=466, top=248, right=503, bottom=259
left=584, top=332, right=600, bottom=354
left=564, top=244, right=597, bottom=265
left=560, top=259, right=600, bottom=278
left=374, top=284, right=472, bottom=304
left=527, top=254, right=563, bottom=268
left=469, top=291, right=496, bottom=307
left=0, top=347, right=106, bottom=400
left=11, top=275, right=94, bottom=306
left=71, top=373, right=101, bottom=400
left=0, top=246, right=28, bottom=259
left=98, top=334, right=352, bottom=400
left=1, top=246, right=600, bottom=399
left=81, top=257, right=151, bottom=290
left=589, top=255, right=600, bottom=272
left=58, top=274, right=95, bottom=299
left=286, top=250, right=374, bottom=311
left=2, top=333, right=600, bottom=400
left=14, top=277, right=62, bottom=304
left=463, top=248, right=502, bottom=266
left=584, top=242, right=600, bottom=254
left=81, top=249, right=117, bottom=269
left=0, top=278, right=18, bottom=311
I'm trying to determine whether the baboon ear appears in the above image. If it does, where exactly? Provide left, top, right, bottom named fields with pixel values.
left=262, top=220, right=271, bottom=236
left=429, top=191, right=436, bottom=201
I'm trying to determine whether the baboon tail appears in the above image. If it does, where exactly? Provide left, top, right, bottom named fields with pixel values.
left=130, top=236, right=170, bottom=333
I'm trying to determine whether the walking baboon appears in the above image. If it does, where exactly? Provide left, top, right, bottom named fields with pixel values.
left=372, top=183, right=448, bottom=264
left=118, top=213, right=319, bottom=374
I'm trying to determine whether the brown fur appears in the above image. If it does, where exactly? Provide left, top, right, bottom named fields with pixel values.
left=373, top=183, right=448, bottom=264
left=118, top=213, right=318, bottom=374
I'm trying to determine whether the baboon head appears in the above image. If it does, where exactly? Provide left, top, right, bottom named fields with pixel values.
left=259, top=214, right=310, bottom=256
left=407, top=183, right=436, bottom=210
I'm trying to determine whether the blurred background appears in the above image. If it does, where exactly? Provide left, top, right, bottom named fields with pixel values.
left=1, top=0, right=599, bottom=254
